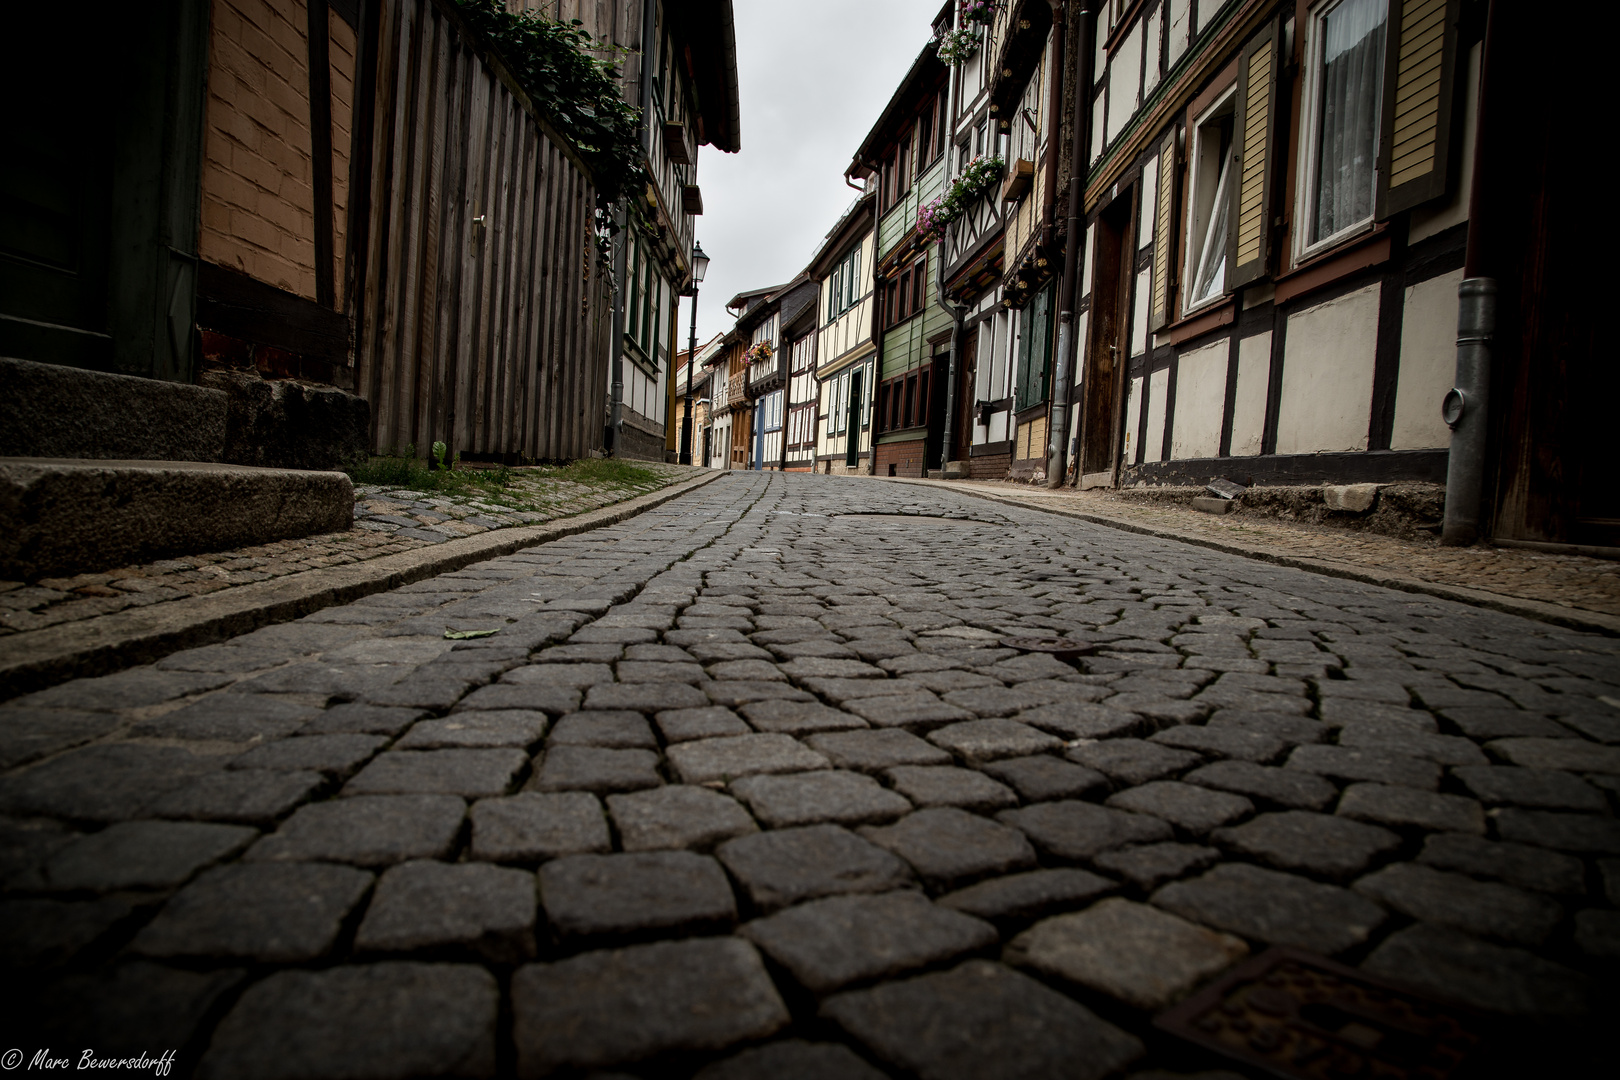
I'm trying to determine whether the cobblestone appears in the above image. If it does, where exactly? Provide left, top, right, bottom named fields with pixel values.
left=7, top=471, right=1619, bottom=1071
left=741, top=890, right=997, bottom=993
left=132, top=862, right=373, bottom=961
left=1005, top=898, right=1248, bottom=1010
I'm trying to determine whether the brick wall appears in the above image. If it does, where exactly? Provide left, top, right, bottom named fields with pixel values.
left=199, top=0, right=355, bottom=302
left=969, top=452, right=1010, bottom=479
left=875, top=439, right=925, bottom=478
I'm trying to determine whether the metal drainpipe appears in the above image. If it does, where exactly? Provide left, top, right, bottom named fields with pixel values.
left=1441, top=280, right=1494, bottom=545
left=937, top=27, right=965, bottom=480
left=1045, top=1, right=1095, bottom=488
left=1441, top=0, right=1497, bottom=545
left=868, top=293, right=883, bottom=475
left=608, top=203, right=627, bottom=456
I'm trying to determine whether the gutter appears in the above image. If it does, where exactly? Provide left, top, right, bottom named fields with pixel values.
left=1045, top=1, right=1095, bottom=487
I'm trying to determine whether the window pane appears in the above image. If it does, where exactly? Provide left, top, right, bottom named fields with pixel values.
left=1191, top=145, right=1233, bottom=305
left=1312, top=0, right=1388, bottom=243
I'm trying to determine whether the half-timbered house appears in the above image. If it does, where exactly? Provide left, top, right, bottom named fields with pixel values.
left=934, top=3, right=1014, bottom=478
left=777, top=280, right=823, bottom=471
left=847, top=40, right=955, bottom=478
left=807, top=194, right=878, bottom=475
left=1061, top=0, right=1478, bottom=493
left=526, top=1, right=741, bottom=461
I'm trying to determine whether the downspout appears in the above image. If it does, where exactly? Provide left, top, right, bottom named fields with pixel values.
left=868, top=270, right=883, bottom=474
left=937, top=21, right=965, bottom=479
left=608, top=205, right=627, bottom=455
left=1441, top=0, right=1496, bottom=545
left=1045, top=1, right=1094, bottom=487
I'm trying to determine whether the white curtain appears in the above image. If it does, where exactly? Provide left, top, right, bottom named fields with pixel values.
left=1313, top=0, right=1388, bottom=242
left=1191, top=144, right=1233, bottom=305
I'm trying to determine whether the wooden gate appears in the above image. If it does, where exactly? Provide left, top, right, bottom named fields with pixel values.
left=354, top=0, right=609, bottom=462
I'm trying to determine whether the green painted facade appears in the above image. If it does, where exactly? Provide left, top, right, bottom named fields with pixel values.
left=876, top=157, right=953, bottom=383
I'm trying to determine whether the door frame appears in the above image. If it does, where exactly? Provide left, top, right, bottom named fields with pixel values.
left=1077, top=185, right=1139, bottom=488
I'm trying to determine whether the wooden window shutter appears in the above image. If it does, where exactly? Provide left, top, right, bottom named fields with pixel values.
left=1227, top=20, right=1278, bottom=289
left=1032, top=284, right=1052, bottom=403
left=1015, top=301, right=1035, bottom=410
left=1376, top=0, right=1460, bottom=218
left=1149, top=131, right=1178, bottom=332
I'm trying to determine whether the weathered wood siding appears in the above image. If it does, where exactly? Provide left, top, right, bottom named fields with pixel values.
left=356, top=0, right=609, bottom=461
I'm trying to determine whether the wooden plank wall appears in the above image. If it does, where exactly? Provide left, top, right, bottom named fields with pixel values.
left=356, top=0, right=609, bottom=462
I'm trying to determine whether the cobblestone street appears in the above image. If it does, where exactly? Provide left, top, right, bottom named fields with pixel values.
left=3, top=471, right=1617, bottom=1078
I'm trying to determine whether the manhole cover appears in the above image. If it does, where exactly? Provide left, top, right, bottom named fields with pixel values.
left=1001, top=635, right=1096, bottom=659
left=1155, top=947, right=1482, bottom=1079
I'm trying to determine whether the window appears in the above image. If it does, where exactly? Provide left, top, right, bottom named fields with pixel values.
left=1183, top=89, right=1236, bottom=312
left=1299, top=0, right=1388, bottom=252
left=826, top=245, right=862, bottom=322
left=897, top=137, right=912, bottom=197
left=911, top=255, right=927, bottom=314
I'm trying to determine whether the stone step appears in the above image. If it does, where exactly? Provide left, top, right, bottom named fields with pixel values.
left=0, top=459, right=353, bottom=580
left=1, top=357, right=228, bottom=462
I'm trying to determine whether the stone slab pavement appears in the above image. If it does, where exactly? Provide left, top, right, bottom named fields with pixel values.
left=1, top=471, right=1617, bottom=1078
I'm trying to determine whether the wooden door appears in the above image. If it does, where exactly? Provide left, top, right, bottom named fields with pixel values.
left=1077, top=191, right=1136, bottom=486
left=845, top=367, right=863, bottom=468
left=953, top=331, right=977, bottom=464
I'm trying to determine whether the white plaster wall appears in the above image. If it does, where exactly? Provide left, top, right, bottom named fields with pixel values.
left=1130, top=268, right=1151, bottom=357
left=1276, top=284, right=1380, bottom=454
left=1082, top=221, right=1096, bottom=297
left=1410, top=43, right=1481, bottom=244
left=1143, top=367, right=1169, bottom=463
left=1107, top=27, right=1142, bottom=144
left=1229, top=331, right=1271, bottom=456
left=1122, top=375, right=1143, bottom=463
left=1144, top=7, right=1162, bottom=96
left=1091, top=92, right=1106, bottom=164
left=1073, top=311, right=1088, bottom=393
left=1196, top=0, right=1225, bottom=36
left=1392, top=269, right=1462, bottom=450
left=1169, top=0, right=1192, bottom=67
left=1170, top=340, right=1227, bottom=459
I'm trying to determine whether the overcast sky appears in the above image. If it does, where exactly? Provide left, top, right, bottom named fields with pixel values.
left=684, top=0, right=946, bottom=344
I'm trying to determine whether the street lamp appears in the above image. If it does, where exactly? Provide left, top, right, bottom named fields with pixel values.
left=679, top=241, right=711, bottom=466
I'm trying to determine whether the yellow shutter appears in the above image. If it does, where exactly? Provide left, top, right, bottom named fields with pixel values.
left=1150, top=133, right=1176, bottom=331
left=1227, top=21, right=1277, bottom=288
left=1378, top=0, right=1460, bottom=216
left=1235, top=39, right=1272, bottom=267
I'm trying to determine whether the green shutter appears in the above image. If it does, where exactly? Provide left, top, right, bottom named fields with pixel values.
left=1033, top=284, right=1052, bottom=404
left=1014, top=301, right=1034, bottom=411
